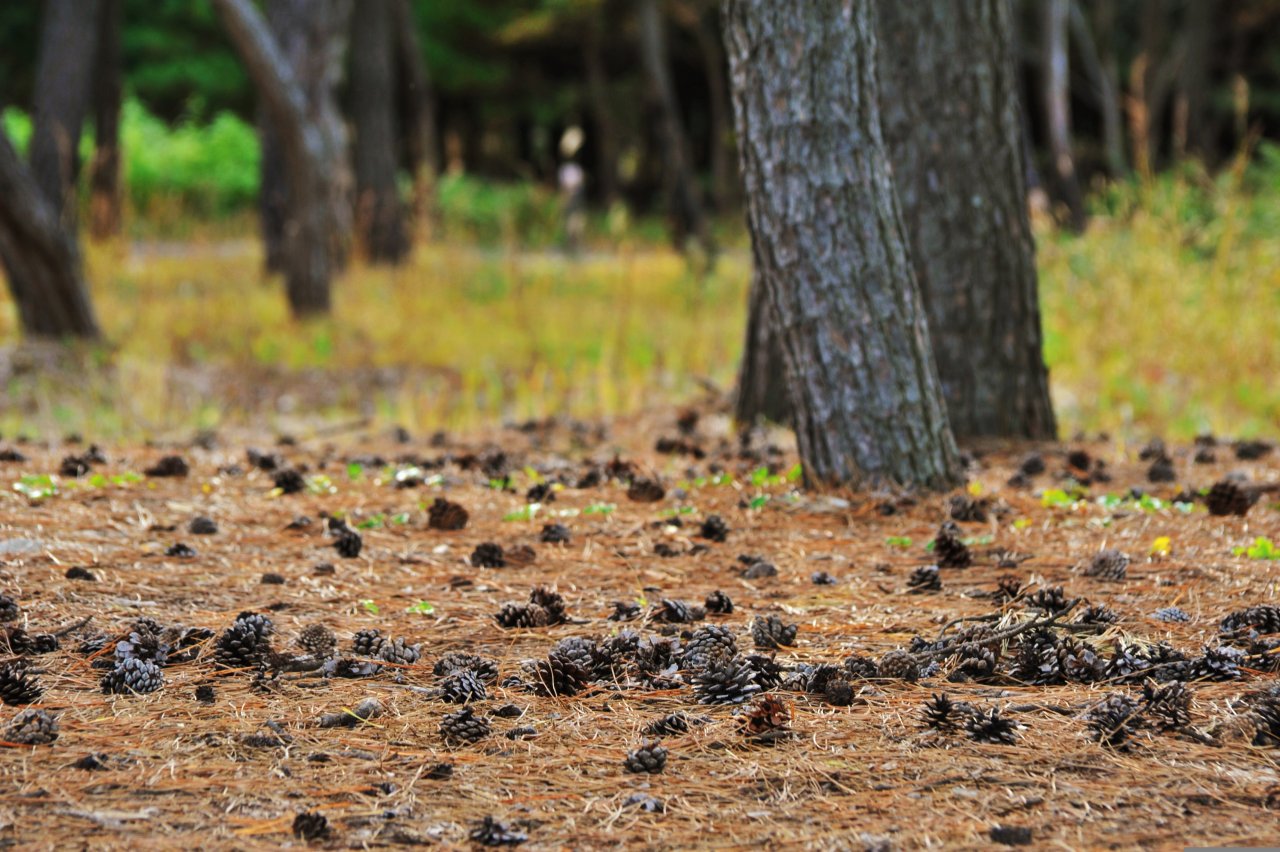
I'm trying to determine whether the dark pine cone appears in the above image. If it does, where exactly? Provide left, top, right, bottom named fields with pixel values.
left=907, top=565, right=942, bottom=593
left=1189, top=645, right=1244, bottom=681
left=624, top=740, right=668, bottom=773
left=440, top=706, right=491, bottom=744
left=681, top=624, right=738, bottom=670
left=1086, top=693, right=1144, bottom=747
left=377, top=637, right=422, bottom=666
left=469, top=816, right=527, bottom=847
left=704, top=590, right=734, bottom=614
left=539, top=523, right=570, bottom=544
left=5, top=708, right=59, bottom=745
left=1075, top=603, right=1119, bottom=625
left=101, top=658, right=164, bottom=694
left=920, top=692, right=973, bottom=732
left=0, top=594, right=18, bottom=623
left=215, top=621, right=271, bottom=669
left=3, top=629, right=58, bottom=655
left=434, top=652, right=500, bottom=683
left=145, top=454, right=189, bottom=477
left=235, top=612, right=275, bottom=641
left=1012, top=630, right=1064, bottom=685
left=528, top=586, right=568, bottom=624
left=471, top=542, right=506, bottom=568
left=993, top=575, right=1024, bottom=604
left=698, top=514, right=729, bottom=542
left=948, top=645, right=999, bottom=682
left=651, top=598, right=703, bottom=625
left=608, top=601, right=642, bottom=621
left=440, top=669, right=487, bottom=703
left=0, top=664, right=43, bottom=706
left=1085, top=548, right=1129, bottom=581
left=1206, top=479, right=1253, bottom=516
left=1220, top=604, right=1280, bottom=636
left=188, top=515, right=218, bottom=535
left=933, top=522, right=972, bottom=568
left=947, top=494, right=989, bottom=522
left=332, top=526, right=363, bottom=558
left=496, top=603, right=551, bottom=629
left=428, top=497, right=469, bottom=530
left=739, top=694, right=792, bottom=745
left=750, top=615, right=797, bottom=649
left=350, top=628, right=385, bottom=657
left=1027, top=585, right=1070, bottom=613
left=292, top=812, right=330, bottom=841
left=844, top=654, right=880, bottom=680
left=1142, top=680, right=1192, bottom=730
left=965, top=706, right=1018, bottom=744
left=526, top=651, right=590, bottom=696
left=114, top=630, right=171, bottom=668
left=273, top=468, right=305, bottom=494
left=1057, top=637, right=1105, bottom=683
left=644, top=712, right=702, bottom=736
left=626, top=478, right=665, bottom=503
left=693, top=656, right=763, bottom=705
left=877, top=649, right=920, bottom=682
left=297, top=624, right=337, bottom=658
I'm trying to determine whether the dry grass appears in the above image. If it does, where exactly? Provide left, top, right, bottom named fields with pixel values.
left=0, top=409, right=1278, bottom=848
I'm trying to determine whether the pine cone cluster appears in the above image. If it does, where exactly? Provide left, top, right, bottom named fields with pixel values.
left=681, top=625, right=737, bottom=670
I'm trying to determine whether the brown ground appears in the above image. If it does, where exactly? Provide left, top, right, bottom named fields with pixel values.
left=0, top=407, right=1278, bottom=850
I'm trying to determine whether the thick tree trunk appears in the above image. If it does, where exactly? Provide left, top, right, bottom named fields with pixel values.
left=29, top=0, right=103, bottom=221
left=877, top=0, right=1056, bottom=441
left=1043, top=0, right=1087, bottom=232
left=723, top=0, right=961, bottom=490
left=0, top=129, right=100, bottom=339
left=350, top=0, right=408, bottom=263
left=638, top=0, right=715, bottom=258
left=214, top=0, right=349, bottom=316
left=390, top=0, right=439, bottom=225
left=583, top=11, right=619, bottom=206
left=89, top=0, right=123, bottom=239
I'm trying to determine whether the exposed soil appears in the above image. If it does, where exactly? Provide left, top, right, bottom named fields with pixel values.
left=0, top=407, right=1277, bottom=849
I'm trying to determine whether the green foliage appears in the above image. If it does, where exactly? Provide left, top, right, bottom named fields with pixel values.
left=1234, top=537, right=1279, bottom=560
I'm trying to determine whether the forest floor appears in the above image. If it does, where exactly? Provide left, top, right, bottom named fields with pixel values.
left=0, top=404, right=1278, bottom=849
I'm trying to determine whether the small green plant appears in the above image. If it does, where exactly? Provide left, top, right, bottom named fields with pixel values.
left=359, top=599, right=380, bottom=615
left=306, top=474, right=336, bottom=495
left=356, top=514, right=385, bottom=530
left=406, top=601, right=435, bottom=615
left=584, top=503, right=616, bottom=515
left=503, top=504, right=541, bottom=522
left=347, top=462, right=364, bottom=481
left=13, top=474, right=57, bottom=500
left=885, top=536, right=913, bottom=548
left=1233, top=537, right=1279, bottom=560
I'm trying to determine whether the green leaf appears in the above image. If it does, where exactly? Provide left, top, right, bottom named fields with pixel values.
left=14, top=475, right=57, bottom=500
left=1235, top=537, right=1280, bottom=560
left=584, top=502, right=616, bottom=515
left=356, top=514, right=385, bottom=529
left=306, top=474, right=336, bottom=495
left=750, top=466, right=770, bottom=486
left=390, top=512, right=410, bottom=525
left=406, top=600, right=435, bottom=614
left=748, top=495, right=769, bottom=510
left=503, top=504, right=541, bottom=522
left=359, top=599, right=380, bottom=614
left=347, top=462, right=364, bottom=481
left=885, top=535, right=913, bottom=548
left=786, top=463, right=803, bottom=483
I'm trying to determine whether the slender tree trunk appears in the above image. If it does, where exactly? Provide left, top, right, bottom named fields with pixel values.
left=350, top=0, right=408, bottom=263
left=89, top=0, right=123, bottom=239
left=638, top=0, right=715, bottom=258
left=1070, top=0, right=1126, bottom=176
left=390, top=0, right=439, bottom=227
left=723, top=0, right=961, bottom=490
left=876, top=0, right=1056, bottom=441
left=29, top=0, right=103, bottom=221
left=1176, top=0, right=1213, bottom=158
left=0, top=129, right=100, bottom=339
left=674, top=0, right=734, bottom=214
left=258, top=108, right=287, bottom=272
left=1043, top=0, right=1087, bottom=232
left=583, top=11, right=619, bottom=206
left=214, top=0, right=348, bottom=316
left=733, top=263, right=790, bottom=426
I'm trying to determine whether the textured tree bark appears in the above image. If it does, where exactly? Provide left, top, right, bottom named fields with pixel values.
left=732, top=265, right=790, bottom=426
left=723, top=0, right=961, bottom=490
left=214, top=0, right=350, bottom=316
left=0, top=129, right=100, bottom=339
left=29, top=0, right=103, bottom=221
left=390, top=0, right=439, bottom=225
left=1042, top=0, right=1087, bottom=232
left=638, top=0, right=714, bottom=258
left=876, top=0, right=1056, bottom=441
left=350, top=0, right=409, bottom=263
left=88, top=0, right=123, bottom=240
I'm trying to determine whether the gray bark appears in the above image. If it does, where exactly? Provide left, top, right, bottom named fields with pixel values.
left=638, top=0, right=715, bottom=258
left=89, top=0, right=124, bottom=240
left=733, top=264, right=790, bottom=426
left=215, top=0, right=351, bottom=316
left=29, top=0, right=102, bottom=221
left=0, top=129, right=100, bottom=339
left=1043, top=0, right=1086, bottom=231
left=877, top=0, right=1056, bottom=440
left=350, top=0, right=409, bottom=263
left=723, top=0, right=961, bottom=490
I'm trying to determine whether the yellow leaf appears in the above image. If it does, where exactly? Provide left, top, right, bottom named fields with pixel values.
left=967, top=481, right=984, bottom=496
left=1150, top=536, right=1171, bottom=556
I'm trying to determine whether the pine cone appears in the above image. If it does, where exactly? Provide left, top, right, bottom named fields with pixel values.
left=698, top=514, right=729, bottom=542
left=0, top=664, right=43, bottom=706
left=378, top=637, right=422, bottom=666
left=681, top=625, right=738, bottom=670
left=644, top=712, right=704, bottom=736
left=273, top=468, right=305, bottom=494
left=440, top=669, right=487, bottom=703
left=1085, top=548, right=1129, bottom=581
left=101, top=658, right=164, bottom=694
left=114, top=631, right=171, bottom=667
left=1086, top=693, right=1143, bottom=747
left=350, top=628, right=385, bottom=657
left=1057, top=637, right=1105, bottom=683
left=1074, top=603, right=1119, bottom=626
left=1206, top=479, right=1253, bottom=516
left=1220, top=604, right=1280, bottom=636
left=1027, top=585, right=1069, bottom=613
left=434, top=652, right=500, bottom=683
left=428, top=497, right=469, bottom=530
left=297, top=624, right=337, bottom=658
left=750, top=615, right=797, bottom=649
left=739, top=694, right=793, bottom=745
left=933, top=521, right=972, bottom=568
left=526, top=651, right=590, bottom=697
left=651, top=598, right=703, bottom=624
left=5, top=708, right=58, bottom=745
left=440, top=706, right=491, bottom=744
left=1189, top=645, right=1244, bottom=681
left=528, top=586, right=568, bottom=624
left=966, top=706, right=1018, bottom=744
left=496, top=603, right=551, bottom=629
left=907, top=565, right=942, bottom=593
left=0, top=594, right=18, bottom=623
left=471, top=542, right=506, bottom=568
left=844, top=654, right=880, bottom=680
left=1142, top=680, right=1192, bottom=730
left=704, top=590, right=734, bottom=614
left=877, top=649, right=920, bottom=682
left=292, top=812, right=330, bottom=841
left=920, top=692, right=974, bottom=732
left=627, top=478, right=665, bottom=502
left=469, top=816, right=526, bottom=846
left=215, top=621, right=270, bottom=669
left=539, top=523, right=570, bottom=544
left=623, top=740, right=669, bottom=773
left=693, top=656, right=762, bottom=705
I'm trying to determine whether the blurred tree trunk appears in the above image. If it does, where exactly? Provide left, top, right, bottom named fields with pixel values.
left=732, top=265, right=789, bottom=426
left=673, top=0, right=734, bottom=213
left=877, top=0, right=1056, bottom=441
left=258, top=109, right=287, bottom=272
left=89, top=0, right=123, bottom=239
left=1176, top=0, right=1213, bottom=158
left=391, top=0, right=439, bottom=227
left=723, top=0, right=961, bottom=490
left=637, top=0, right=714, bottom=258
left=29, top=0, right=102, bottom=222
left=582, top=10, right=618, bottom=206
left=1043, top=0, right=1086, bottom=231
left=0, top=129, right=100, bottom=339
left=1070, top=0, right=1126, bottom=176
left=214, top=0, right=352, bottom=316
left=350, top=0, right=408, bottom=263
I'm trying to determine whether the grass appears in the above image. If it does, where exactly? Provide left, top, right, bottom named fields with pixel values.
left=0, top=144, right=1277, bottom=443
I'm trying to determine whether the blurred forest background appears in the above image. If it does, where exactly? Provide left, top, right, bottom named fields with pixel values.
left=0, top=0, right=1278, bottom=442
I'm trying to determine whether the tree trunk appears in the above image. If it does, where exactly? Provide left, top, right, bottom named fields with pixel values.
left=350, top=0, right=408, bottom=263
left=88, top=0, right=123, bottom=239
left=1176, top=0, right=1213, bottom=158
left=674, top=0, right=735, bottom=214
left=582, top=11, right=619, bottom=206
left=214, top=0, right=349, bottom=316
left=723, top=0, right=961, bottom=490
left=0, top=129, right=100, bottom=339
left=638, top=0, right=715, bottom=258
left=877, top=0, right=1056, bottom=441
left=1042, top=0, right=1087, bottom=232
left=1070, top=0, right=1126, bottom=176
left=733, top=263, right=790, bottom=426
left=29, top=0, right=103, bottom=221
left=390, top=0, right=439, bottom=226
left=258, top=108, right=288, bottom=272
